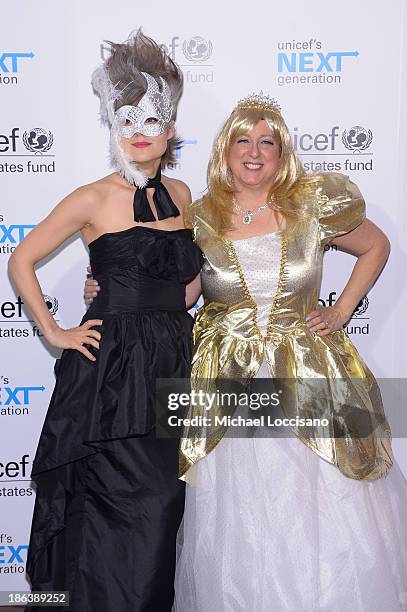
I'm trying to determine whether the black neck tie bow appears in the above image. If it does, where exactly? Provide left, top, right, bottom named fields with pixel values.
left=133, top=167, right=180, bottom=223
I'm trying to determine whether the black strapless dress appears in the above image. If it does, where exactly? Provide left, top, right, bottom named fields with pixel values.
left=26, top=227, right=203, bottom=612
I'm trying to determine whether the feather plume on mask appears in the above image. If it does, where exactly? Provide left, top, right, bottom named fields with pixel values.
left=90, top=30, right=183, bottom=188
left=91, top=64, right=148, bottom=187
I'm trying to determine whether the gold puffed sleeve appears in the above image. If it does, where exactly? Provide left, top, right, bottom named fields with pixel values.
left=317, top=172, right=366, bottom=245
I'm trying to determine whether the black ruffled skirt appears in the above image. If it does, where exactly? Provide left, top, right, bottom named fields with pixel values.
left=26, top=310, right=193, bottom=612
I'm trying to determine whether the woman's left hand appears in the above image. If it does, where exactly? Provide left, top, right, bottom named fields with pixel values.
left=306, top=306, right=348, bottom=336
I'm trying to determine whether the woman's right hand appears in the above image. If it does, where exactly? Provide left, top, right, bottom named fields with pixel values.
left=46, top=320, right=103, bottom=361
left=85, top=265, right=101, bottom=305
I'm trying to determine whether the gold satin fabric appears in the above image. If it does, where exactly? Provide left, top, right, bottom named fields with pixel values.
left=179, top=172, right=393, bottom=481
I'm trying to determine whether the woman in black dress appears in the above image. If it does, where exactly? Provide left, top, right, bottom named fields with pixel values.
left=8, top=31, right=202, bottom=611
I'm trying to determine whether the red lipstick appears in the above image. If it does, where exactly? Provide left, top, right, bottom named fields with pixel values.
left=132, top=141, right=152, bottom=148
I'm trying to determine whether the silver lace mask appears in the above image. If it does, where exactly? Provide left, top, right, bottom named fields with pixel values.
left=113, top=72, right=173, bottom=138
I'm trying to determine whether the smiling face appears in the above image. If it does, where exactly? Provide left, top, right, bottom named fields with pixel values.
left=227, top=120, right=281, bottom=191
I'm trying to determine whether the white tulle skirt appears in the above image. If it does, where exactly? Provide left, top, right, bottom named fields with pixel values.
left=174, top=422, right=407, bottom=611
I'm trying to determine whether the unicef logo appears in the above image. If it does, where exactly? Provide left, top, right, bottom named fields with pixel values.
left=43, top=295, right=59, bottom=315
left=353, top=295, right=369, bottom=317
left=342, top=126, right=372, bottom=152
left=23, top=128, right=53, bottom=154
left=182, top=37, right=213, bottom=63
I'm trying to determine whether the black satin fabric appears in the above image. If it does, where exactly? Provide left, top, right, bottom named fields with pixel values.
left=133, top=167, right=180, bottom=223
left=26, top=226, right=203, bottom=612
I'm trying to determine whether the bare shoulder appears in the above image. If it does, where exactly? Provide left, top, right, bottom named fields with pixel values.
left=163, top=175, right=192, bottom=196
left=162, top=175, right=192, bottom=211
left=66, top=173, right=121, bottom=212
left=76, top=173, right=119, bottom=200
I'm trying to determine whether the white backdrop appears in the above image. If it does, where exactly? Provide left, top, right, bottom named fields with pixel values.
left=1, top=0, right=406, bottom=591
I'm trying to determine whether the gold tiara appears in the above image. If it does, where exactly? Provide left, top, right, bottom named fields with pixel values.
left=236, top=92, right=281, bottom=113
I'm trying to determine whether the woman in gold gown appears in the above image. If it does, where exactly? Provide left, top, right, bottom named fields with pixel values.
left=174, top=94, right=407, bottom=611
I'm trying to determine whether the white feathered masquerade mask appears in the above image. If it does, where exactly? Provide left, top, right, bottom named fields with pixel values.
left=92, top=66, right=173, bottom=187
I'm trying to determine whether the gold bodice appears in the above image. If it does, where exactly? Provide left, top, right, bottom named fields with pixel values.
left=179, top=173, right=393, bottom=481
